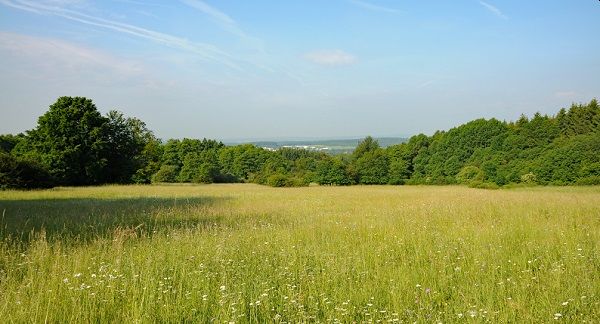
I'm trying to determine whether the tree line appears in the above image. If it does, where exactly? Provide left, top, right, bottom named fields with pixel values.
left=1, top=96, right=599, bottom=189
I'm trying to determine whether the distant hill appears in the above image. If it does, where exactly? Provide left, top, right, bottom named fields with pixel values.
left=233, top=137, right=408, bottom=154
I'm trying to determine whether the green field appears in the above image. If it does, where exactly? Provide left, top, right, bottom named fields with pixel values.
left=0, top=185, right=598, bottom=322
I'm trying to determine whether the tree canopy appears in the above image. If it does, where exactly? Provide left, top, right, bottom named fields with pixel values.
left=2, top=96, right=599, bottom=189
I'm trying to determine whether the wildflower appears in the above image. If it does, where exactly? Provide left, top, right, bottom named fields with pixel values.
left=220, top=285, right=226, bottom=291
left=74, top=273, right=82, bottom=278
left=562, top=301, right=568, bottom=306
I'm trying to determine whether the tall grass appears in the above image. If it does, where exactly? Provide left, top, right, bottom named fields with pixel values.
left=1, top=184, right=598, bottom=322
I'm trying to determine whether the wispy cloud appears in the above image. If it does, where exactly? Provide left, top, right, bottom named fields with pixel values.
left=0, top=0, right=242, bottom=69
left=305, top=50, right=357, bottom=66
left=39, top=0, right=87, bottom=6
left=180, top=0, right=234, bottom=25
left=479, top=1, right=508, bottom=19
left=349, top=0, right=400, bottom=14
left=180, top=0, right=263, bottom=51
left=417, top=80, right=436, bottom=89
left=111, top=0, right=169, bottom=7
left=0, top=31, right=143, bottom=79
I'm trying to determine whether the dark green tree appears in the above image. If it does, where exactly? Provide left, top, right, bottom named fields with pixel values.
left=0, top=134, right=24, bottom=153
left=353, top=136, right=380, bottom=160
left=316, top=157, right=352, bottom=185
left=354, top=149, right=389, bottom=184
left=105, top=111, right=160, bottom=183
left=23, top=97, right=111, bottom=185
left=178, top=150, right=221, bottom=183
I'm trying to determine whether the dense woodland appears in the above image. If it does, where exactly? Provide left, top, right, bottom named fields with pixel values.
left=1, top=96, right=599, bottom=189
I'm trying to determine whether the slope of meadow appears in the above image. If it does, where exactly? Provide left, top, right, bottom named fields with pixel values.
left=0, top=184, right=598, bottom=322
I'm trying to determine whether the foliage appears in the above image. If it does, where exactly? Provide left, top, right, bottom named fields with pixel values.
left=105, top=111, right=161, bottom=184
left=520, top=172, right=537, bottom=185
left=315, top=157, right=352, bottom=185
left=266, top=173, right=289, bottom=187
left=456, top=166, right=484, bottom=184
left=353, top=149, right=389, bottom=184
left=0, top=153, right=54, bottom=189
left=8, top=97, right=161, bottom=187
left=0, top=134, right=24, bottom=153
left=352, top=136, right=380, bottom=160
left=151, top=165, right=179, bottom=183
left=18, top=97, right=111, bottom=185
left=4, top=97, right=600, bottom=188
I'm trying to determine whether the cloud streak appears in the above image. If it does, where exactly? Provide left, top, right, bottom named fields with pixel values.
left=180, top=0, right=235, bottom=25
left=305, top=50, right=357, bottom=66
left=349, top=0, right=400, bottom=14
left=0, top=31, right=143, bottom=81
left=0, top=0, right=243, bottom=69
left=180, top=0, right=263, bottom=52
left=479, top=1, right=508, bottom=19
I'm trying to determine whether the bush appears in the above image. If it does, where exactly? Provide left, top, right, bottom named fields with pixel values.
left=576, top=176, right=600, bottom=185
left=456, top=166, right=484, bottom=184
left=388, top=178, right=405, bottom=185
left=267, top=174, right=289, bottom=187
left=0, top=153, right=54, bottom=189
left=520, top=172, right=537, bottom=184
left=191, top=163, right=219, bottom=184
left=151, top=165, right=179, bottom=183
left=287, top=176, right=309, bottom=187
left=214, top=173, right=239, bottom=183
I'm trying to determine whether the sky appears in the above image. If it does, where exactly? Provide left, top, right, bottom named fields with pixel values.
left=0, top=0, right=599, bottom=141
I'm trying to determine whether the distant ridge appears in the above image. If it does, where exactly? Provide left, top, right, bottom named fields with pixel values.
left=228, top=137, right=408, bottom=154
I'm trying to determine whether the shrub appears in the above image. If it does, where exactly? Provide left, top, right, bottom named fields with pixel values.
left=520, top=172, right=537, bottom=184
left=151, top=165, right=179, bottom=183
left=191, top=163, right=219, bottom=184
left=267, top=174, right=289, bottom=187
left=456, top=166, right=484, bottom=184
left=0, top=153, right=54, bottom=189
left=287, top=176, right=309, bottom=187
left=576, top=176, right=600, bottom=185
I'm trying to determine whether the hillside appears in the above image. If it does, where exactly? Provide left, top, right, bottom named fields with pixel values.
left=243, top=137, right=407, bottom=154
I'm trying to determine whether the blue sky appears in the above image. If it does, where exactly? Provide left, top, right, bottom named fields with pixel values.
left=0, top=0, right=599, bottom=140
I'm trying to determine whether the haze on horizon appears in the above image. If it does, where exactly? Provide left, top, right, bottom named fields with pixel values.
left=0, top=0, right=598, bottom=141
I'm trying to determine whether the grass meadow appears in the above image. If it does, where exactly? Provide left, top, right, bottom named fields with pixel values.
left=0, top=184, right=598, bottom=322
